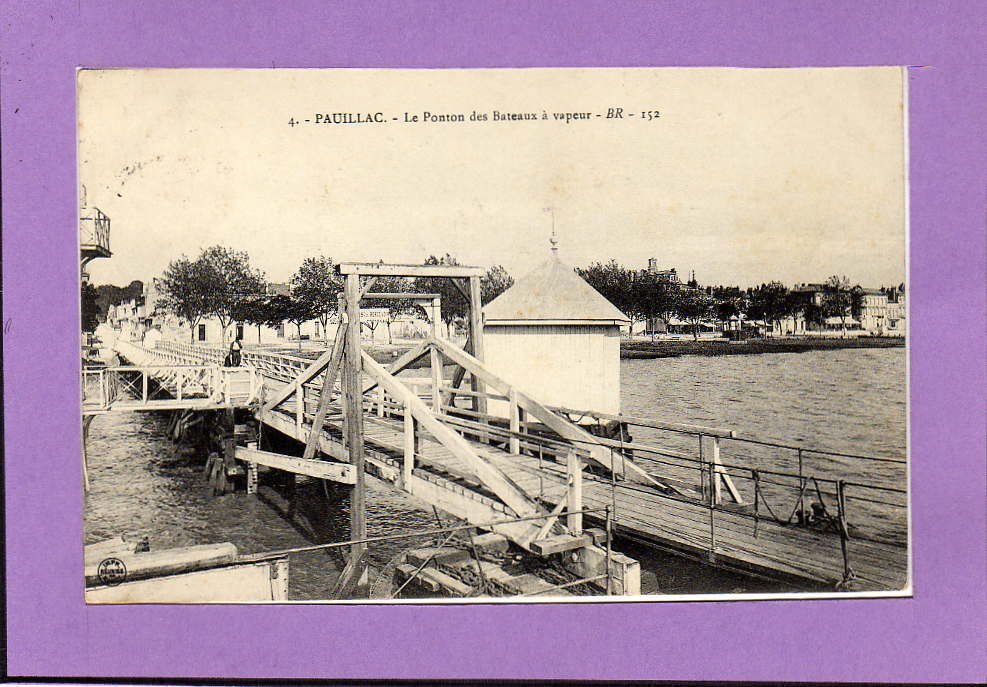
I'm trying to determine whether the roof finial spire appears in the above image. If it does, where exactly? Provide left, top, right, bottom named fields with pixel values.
left=547, top=207, right=558, bottom=254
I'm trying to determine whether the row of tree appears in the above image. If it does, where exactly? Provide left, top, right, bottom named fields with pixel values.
left=577, top=261, right=863, bottom=339
left=157, top=247, right=515, bottom=345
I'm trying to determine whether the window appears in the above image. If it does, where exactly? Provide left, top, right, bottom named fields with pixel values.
left=276, top=323, right=285, bottom=338
left=198, top=324, right=206, bottom=341
left=236, top=324, right=244, bottom=340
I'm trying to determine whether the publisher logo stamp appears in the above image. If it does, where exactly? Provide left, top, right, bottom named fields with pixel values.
left=97, top=557, right=127, bottom=586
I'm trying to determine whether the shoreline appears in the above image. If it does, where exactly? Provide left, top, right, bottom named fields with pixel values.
left=621, top=336, right=906, bottom=359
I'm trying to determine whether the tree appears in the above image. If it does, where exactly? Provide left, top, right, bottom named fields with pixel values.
left=291, top=255, right=343, bottom=335
left=480, top=265, right=514, bottom=304
left=714, top=297, right=740, bottom=332
left=803, top=301, right=826, bottom=329
left=232, top=296, right=273, bottom=344
left=159, top=256, right=213, bottom=343
left=676, top=291, right=715, bottom=341
left=94, top=280, right=143, bottom=320
left=577, top=260, right=644, bottom=338
left=81, top=283, right=100, bottom=333
left=198, top=245, right=266, bottom=343
left=413, top=254, right=469, bottom=327
left=747, top=282, right=791, bottom=337
left=822, top=275, right=853, bottom=336
left=577, top=260, right=633, bottom=317
left=635, top=272, right=680, bottom=340
left=264, top=294, right=315, bottom=350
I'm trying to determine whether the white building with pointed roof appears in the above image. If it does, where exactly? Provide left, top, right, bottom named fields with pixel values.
left=482, top=247, right=630, bottom=416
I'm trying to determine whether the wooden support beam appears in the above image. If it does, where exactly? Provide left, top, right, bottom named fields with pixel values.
left=362, top=292, right=441, bottom=300
left=358, top=276, right=379, bottom=298
left=403, top=400, right=417, bottom=485
left=235, top=446, right=355, bottom=484
left=362, top=352, right=543, bottom=522
left=467, top=276, right=487, bottom=420
left=429, top=336, right=670, bottom=492
left=430, top=345, right=443, bottom=414
left=259, top=345, right=336, bottom=414
left=450, top=278, right=471, bottom=302
left=567, top=544, right=641, bottom=595
left=338, top=262, right=484, bottom=278
left=301, top=323, right=348, bottom=462
left=360, top=340, right=432, bottom=396
left=331, top=548, right=368, bottom=599
left=508, top=389, right=520, bottom=455
left=532, top=498, right=568, bottom=542
left=530, top=533, right=592, bottom=556
left=344, top=274, right=367, bottom=557
left=443, top=359, right=469, bottom=407
left=404, top=474, right=543, bottom=547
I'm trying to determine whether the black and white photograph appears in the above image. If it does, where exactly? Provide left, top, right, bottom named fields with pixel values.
left=79, top=67, right=908, bottom=603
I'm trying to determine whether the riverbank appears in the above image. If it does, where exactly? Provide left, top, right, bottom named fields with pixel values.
left=621, top=336, right=905, bottom=359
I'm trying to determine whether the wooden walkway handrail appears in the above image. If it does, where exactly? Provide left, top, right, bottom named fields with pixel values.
left=427, top=336, right=676, bottom=493
left=360, top=350, right=547, bottom=531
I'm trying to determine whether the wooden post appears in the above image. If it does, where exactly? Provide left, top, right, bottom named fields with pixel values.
left=377, top=387, right=385, bottom=417
left=344, top=273, right=367, bottom=558
left=430, top=344, right=442, bottom=414
left=508, top=389, right=520, bottom=455
left=566, top=450, right=583, bottom=535
left=245, top=442, right=259, bottom=495
left=176, top=372, right=183, bottom=401
left=702, top=434, right=743, bottom=505
left=403, top=400, right=417, bottom=485
left=467, top=276, right=486, bottom=417
left=431, top=297, right=440, bottom=337
left=701, top=434, right=722, bottom=505
left=142, top=370, right=149, bottom=404
left=222, top=407, right=236, bottom=494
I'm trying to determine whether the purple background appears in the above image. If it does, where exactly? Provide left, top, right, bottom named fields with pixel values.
left=3, top=1, right=985, bottom=682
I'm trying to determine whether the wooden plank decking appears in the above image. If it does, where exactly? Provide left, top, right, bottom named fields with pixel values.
left=268, top=402, right=908, bottom=592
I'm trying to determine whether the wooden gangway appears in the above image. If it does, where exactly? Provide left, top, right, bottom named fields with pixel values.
left=111, top=332, right=908, bottom=593
left=83, top=340, right=258, bottom=415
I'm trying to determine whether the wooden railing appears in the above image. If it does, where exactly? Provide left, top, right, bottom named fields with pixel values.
left=360, top=350, right=560, bottom=547
left=102, top=340, right=259, bottom=409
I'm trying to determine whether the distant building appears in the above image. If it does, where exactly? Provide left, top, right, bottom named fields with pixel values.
left=645, top=257, right=681, bottom=284
left=640, top=258, right=698, bottom=333
left=788, top=282, right=906, bottom=336
left=857, top=285, right=906, bottom=335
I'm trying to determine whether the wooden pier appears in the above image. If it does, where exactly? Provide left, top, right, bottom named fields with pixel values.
left=93, top=262, right=908, bottom=595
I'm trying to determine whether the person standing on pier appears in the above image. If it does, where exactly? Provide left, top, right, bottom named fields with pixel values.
left=227, top=335, right=243, bottom=367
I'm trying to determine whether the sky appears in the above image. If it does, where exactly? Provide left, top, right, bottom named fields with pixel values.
left=78, top=67, right=906, bottom=289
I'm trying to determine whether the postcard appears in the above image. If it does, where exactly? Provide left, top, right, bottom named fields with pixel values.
left=78, top=67, right=909, bottom=603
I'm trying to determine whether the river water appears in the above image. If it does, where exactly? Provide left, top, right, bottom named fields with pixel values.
left=84, top=347, right=906, bottom=598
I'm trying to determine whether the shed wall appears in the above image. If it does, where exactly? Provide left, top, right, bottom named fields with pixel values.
left=482, top=324, right=621, bottom=416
